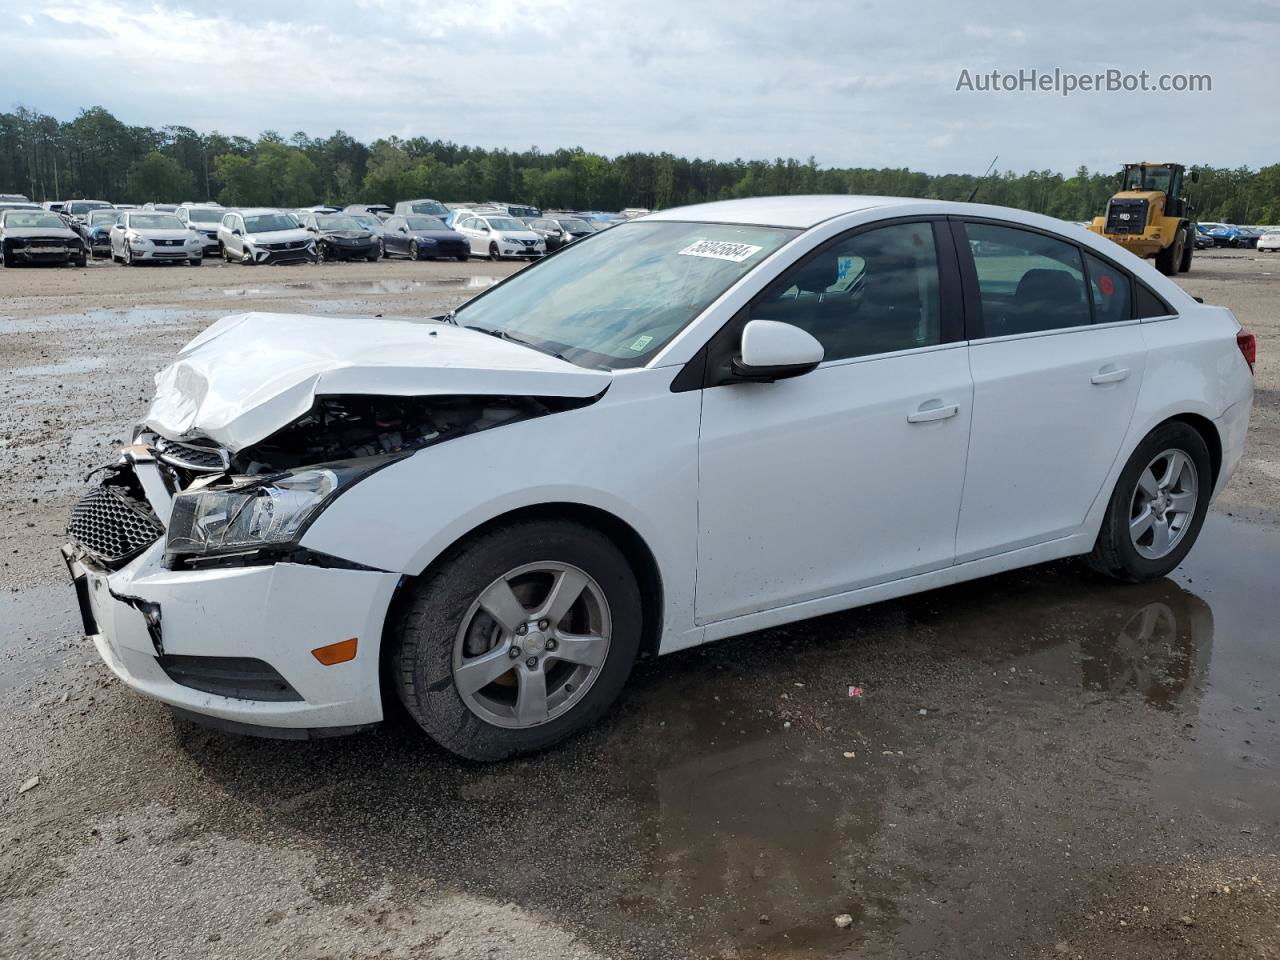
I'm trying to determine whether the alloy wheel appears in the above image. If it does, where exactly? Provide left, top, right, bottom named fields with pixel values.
left=452, top=561, right=613, bottom=729
left=1129, top=448, right=1198, bottom=560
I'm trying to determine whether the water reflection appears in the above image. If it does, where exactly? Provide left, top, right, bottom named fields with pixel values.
left=172, top=567, right=1218, bottom=957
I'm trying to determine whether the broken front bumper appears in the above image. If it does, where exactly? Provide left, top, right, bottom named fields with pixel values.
left=63, top=540, right=400, bottom=735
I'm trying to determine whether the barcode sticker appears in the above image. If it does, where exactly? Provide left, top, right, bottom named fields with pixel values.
left=678, top=239, right=763, bottom=263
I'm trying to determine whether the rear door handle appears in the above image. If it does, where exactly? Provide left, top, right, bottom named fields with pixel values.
left=1091, top=366, right=1131, bottom=385
left=907, top=401, right=959, bottom=423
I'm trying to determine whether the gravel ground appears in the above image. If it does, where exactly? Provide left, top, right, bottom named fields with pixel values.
left=1, top=251, right=1277, bottom=960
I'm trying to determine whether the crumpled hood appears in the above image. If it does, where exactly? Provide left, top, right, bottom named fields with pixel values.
left=142, top=312, right=611, bottom=451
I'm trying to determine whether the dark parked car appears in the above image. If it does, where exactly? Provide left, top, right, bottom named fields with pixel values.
left=63, top=199, right=114, bottom=224
left=381, top=215, right=470, bottom=261
left=0, top=209, right=87, bottom=267
left=523, top=216, right=595, bottom=251
left=299, top=213, right=380, bottom=261
left=85, top=209, right=122, bottom=258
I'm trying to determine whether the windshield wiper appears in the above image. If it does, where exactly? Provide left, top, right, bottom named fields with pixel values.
left=439, top=309, right=458, bottom=325
left=464, top=325, right=571, bottom=363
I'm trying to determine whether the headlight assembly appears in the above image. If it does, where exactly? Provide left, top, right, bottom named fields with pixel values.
left=164, top=457, right=398, bottom=564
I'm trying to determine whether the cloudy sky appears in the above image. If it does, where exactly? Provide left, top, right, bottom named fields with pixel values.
left=2, top=0, right=1276, bottom=174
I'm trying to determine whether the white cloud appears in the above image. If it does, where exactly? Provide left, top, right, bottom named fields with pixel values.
left=0, top=0, right=1275, bottom=174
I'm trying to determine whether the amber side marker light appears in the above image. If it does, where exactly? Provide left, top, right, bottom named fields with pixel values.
left=312, top=637, right=358, bottom=665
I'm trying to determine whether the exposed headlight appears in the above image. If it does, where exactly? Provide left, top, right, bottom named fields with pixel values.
left=126, top=231, right=144, bottom=243
left=165, top=459, right=394, bottom=562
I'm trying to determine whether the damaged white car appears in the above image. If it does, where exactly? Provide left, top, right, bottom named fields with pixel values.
left=64, top=196, right=1255, bottom=760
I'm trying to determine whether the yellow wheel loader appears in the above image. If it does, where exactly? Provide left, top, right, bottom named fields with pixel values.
left=1088, top=163, right=1198, bottom=275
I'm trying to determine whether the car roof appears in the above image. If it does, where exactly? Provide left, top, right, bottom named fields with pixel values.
left=643, top=195, right=934, bottom=228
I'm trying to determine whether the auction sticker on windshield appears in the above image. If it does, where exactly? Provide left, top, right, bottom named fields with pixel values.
left=678, top=239, right=763, bottom=262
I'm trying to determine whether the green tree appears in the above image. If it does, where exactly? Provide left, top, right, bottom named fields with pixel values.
left=125, top=151, right=196, bottom=203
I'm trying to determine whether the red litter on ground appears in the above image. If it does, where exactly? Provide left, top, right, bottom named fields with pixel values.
left=848, top=686, right=864, bottom=698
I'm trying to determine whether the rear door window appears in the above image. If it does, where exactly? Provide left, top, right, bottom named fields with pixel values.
left=965, top=223, right=1091, bottom=337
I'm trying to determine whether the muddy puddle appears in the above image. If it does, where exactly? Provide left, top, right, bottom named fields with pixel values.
left=8, top=513, right=1257, bottom=956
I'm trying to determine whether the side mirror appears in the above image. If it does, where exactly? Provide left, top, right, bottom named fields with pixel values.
left=232, top=228, right=242, bottom=237
left=731, top=319, right=824, bottom=382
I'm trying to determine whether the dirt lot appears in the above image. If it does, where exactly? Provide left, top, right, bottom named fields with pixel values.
left=1, top=251, right=1277, bottom=960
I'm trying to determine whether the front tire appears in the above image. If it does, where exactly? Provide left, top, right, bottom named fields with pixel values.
left=1178, top=227, right=1193, bottom=273
left=456, top=254, right=469, bottom=262
left=489, top=242, right=501, bottom=261
left=409, top=240, right=420, bottom=260
left=1155, top=231, right=1184, bottom=276
left=393, top=520, right=642, bottom=761
left=1087, top=421, right=1212, bottom=582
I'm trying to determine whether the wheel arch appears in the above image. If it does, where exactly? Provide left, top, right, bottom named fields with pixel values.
left=383, top=501, right=665, bottom=664
left=1166, top=412, right=1222, bottom=489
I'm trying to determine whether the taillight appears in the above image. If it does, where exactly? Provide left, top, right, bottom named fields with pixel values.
left=1237, top=330, right=1257, bottom=373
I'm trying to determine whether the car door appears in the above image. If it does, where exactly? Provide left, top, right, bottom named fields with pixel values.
left=382, top=217, right=402, bottom=254
left=226, top=214, right=245, bottom=257
left=694, top=219, right=974, bottom=624
left=461, top=218, right=483, bottom=255
left=951, top=219, right=1148, bottom=561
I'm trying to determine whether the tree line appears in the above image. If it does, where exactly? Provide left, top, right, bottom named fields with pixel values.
left=3, top=105, right=1278, bottom=223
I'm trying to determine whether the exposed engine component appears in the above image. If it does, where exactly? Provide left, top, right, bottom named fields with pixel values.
left=230, top=394, right=580, bottom=474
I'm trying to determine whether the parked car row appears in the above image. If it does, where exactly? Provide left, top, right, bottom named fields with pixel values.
left=1, top=192, right=638, bottom=268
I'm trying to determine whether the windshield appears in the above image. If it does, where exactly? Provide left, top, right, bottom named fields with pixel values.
left=185, top=207, right=222, bottom=223
left=88, top=211, right=118, bottom=225
left=349, top=215, right=381, bottom=228
left=4, top=212, right=65, bottom=229
left=455, top=221, right=798, bottom=370
left=406, top=216, right=447, bottom=231
left=317, top=215, right=361, bottom=230
left=244, top=213, right=299, bottom=233
left=486, top=217, right=526, bottom=231
left=557, top=219, right=592, bottom=232
left=130, top=214, right=184, bottom=230
left=410, top=201, right=449, bottom=216
left=1121, top=165, right=1174, bottom=192
left=67, top=201, right=112, bottom=215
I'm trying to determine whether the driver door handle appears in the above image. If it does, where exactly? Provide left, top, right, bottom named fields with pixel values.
left=907, top=402, right=959, bottom=423
left=1091, top=366, right=1131, bottom=385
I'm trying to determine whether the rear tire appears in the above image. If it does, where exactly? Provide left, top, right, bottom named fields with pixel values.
left=1087, top=421, right=1212, bottom=582
left=393, top=520, right=642, bottom=761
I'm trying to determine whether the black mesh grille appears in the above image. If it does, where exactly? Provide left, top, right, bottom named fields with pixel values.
left=1105, top=198, right=1149, bottom=235
left=158, top=655, right=302, bottom=702
left=67, top=484, right=164, bottom=566
left=156, top=440, right=227, bottom=472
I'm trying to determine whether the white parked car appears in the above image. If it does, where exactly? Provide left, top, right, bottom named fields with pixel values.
left=216, top=208, right=315, bottom=265
left=63, top=196, right=1254, bottom=760
left=110, top=211, right=205, bottom=265
left=1257, top=229, right=1280, bottom=252
left=454, top=213, right=546, bottom=260
left=176, top=205, right=227, bottom=257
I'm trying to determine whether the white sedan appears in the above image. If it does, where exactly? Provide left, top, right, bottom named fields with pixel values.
left=1257, top=229, right=1280, bottom=253
left=110, top=211, right=205, bottom=265
left=454, top=213, right=546, bottom=260
left=64, top=196, right=1254, bottom=760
